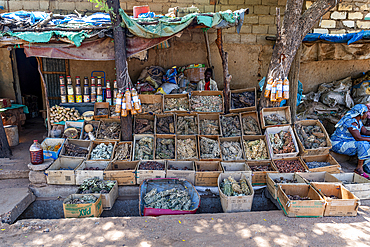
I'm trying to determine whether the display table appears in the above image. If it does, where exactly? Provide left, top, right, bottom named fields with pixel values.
left=0, top=104, right=29, bottom=130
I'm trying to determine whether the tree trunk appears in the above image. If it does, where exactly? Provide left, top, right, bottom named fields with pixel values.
left=288, top=45, right=301, bottom=123
left=0, top=119, right=12, bottom=158
left=260, top=0, right=342, bottom=109
left=106, top=0, right=132, bottom=141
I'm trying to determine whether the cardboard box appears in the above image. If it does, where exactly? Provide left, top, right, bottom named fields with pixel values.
left=220, top=136, right=244, bottom=161
left=277, top=184, right=326, bottom=217
left=218, top=173, right=254, bottom=213
left=94, top=102, right=109, bottom=120
left=139, top=94, right=163, bottom=114
left=166, top=161, right=195, bottom=185
left=176, top=113, right=198, bottom=135
left=64, top=121, right=85, bottom=139
left=155, top=113, right=176, bottom=135
left=132, top=135, right=155, bottom=161
left=190, top=91, right=224, bottom=114
left=41, top=138, right=65, bottom=160
left=198, top=113, right=221, bottom=136
left=220, top=113, right=242, bottom=137
left=75, top=160, right=109, bottom=185
left=195, top=161, right=223, bottom=186
left=221, top=162, right=252, bottom=183
left=163, top=93, right=190, bottom=113
left=104, top=161, right=138, bottom=185
left=176, top=135, right=198, bottom=161
left=311, top=182, right=360, bottom=217
left=332, top=173, right=370, bottom=199
left=229, top=87, right=257, bottom=113
left=63, top=194, right=102, bottom=218
left=81, top=120, right=100, bottom=140
left=240, top=111, right=262, bottom=136
left=136, top=160, right=166, bottom=185
left=155, top=134, right=176, bottom=160
left=134, top=115, right=155, bottom=134
left=95, top=182, right=118, bottom=210
left=297, top=171, right=342, bottom=183
left=198, top=135, right=222, bottom=161
left=88, top=140, right=116, bottom=161
left=300, top=154, right=341, bottom=173
left=294, top=120, right=332, bottom=156
left=45, top=157, right=84, bottom=185
left=248, top=160, right=278, bottom=185
left=113, top=141, right=132, bottom=161
left=272, top=157, right=308, bottom=173
left=60, top=139, right=91, bottom=158
left=261, top=106, right=291, bottom=129
left=242, top=135, right=271, bottom=161
left=266, top=173, right=307, bottom=199
left=265, top=126, right=299, bottom=159
left=96, top=118, right=121, bottom=141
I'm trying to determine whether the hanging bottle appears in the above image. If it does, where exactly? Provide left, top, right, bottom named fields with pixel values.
left=97, top=77, right=103, bottom=102
left=131, top=101, right=137, bottom=115
left=66, top=76, right=75, bottom=103
left=131, top=88, right=140, bottom=111
left=83, top=77, right=90, bottom=103
left=90, top=77, right=97, bottom=103
left=75, top=76, right=82, bottom=103
left=59, top=76, right=67, bottom=103
left=106, top=80, right=112, bottom=105
left=270, top=79, right=277, bottom=102
left=283, top=77, right=290, bottom=100
left=115, top=91, right=123, bottom=114
left=125, top=88, right=132, bottom=111
left=113, top=80, right=118, bottom=100
left=29, top=140, right=43, bottom=165
left=264, top=76, right=273, bottom=98
left=137, top=99, right=142, bottom=113
left=276, top=77, right=283, bottom=100
left=121, top=96, right=128, bottom=117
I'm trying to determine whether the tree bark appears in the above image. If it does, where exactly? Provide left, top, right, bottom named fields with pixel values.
left=36, top=57, right=51, bottom=137
left=260, top=0, right=342, bottom=109
left=288, top=45, right=301, bottom=123
left=106, top=0, right=132, bottom=141
left=0, top=118, right=12, bottom=158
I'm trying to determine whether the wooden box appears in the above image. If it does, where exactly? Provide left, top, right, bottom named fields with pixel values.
left=94, top=102, right=110, bottom=120
left=136, top=160, right=166, bottom=185
left=221, top=162, right=252, bottom=183
left=166, top=161, right=195, bottom=185
left=60, top=139, right=91, bottom=159
left=63, top=194, right=102, bottom=218
left=266, top=173, right=307, bottom=199
left=134, top=114, right=155, bottom=135
left=247, top=160, right=278, bottom=185
left=94, top=182, right=118, bottom=210
left=297, top=171, right=342, bottom=183
left=194, top=161, right=223, bottom=186
left=176, top=113, right=198, bottom=135
left=198, top=135, right=222, bottom=161
left=112, top=141, right=132, bottom=161
left=198, top=113, right=221, bottom=136
left=219, top=113, right=242, bottom=137
left=332, top=173, right=370, bottom=200
left=45, top=157, right=84, bottom=185
left=219, top=136, right=244, bottom=161
left=190, top=91, right=224, bottom=114
left=88, top=140, right=116, bottom=161
left=176, top=135, right=198, bottom=161
left=64, top=121, right=85, bottom=139
left=132, top=134, right=155, bottom=161
left=155, top=134, right=176, bottom=160
left=240, top=111, right=262, bottom=136
left=75, top=160, right=109, bottom=185
left=96, top=118, right=121, bottom=141
left=242, top=135, right=270, bottom=161
left=139, top=94, right=163, bottom=114
left=265, top=126, right=299, bottom=159
left=261, top=106, right=291, bottom=129
left=272, top=157, right=308, bottom=173
left=229, top=87, right=257, bottom=113
left=104, top=161, right=139, bottom=185
left=81, top=120, right=100, bottom=141
left=155, top=113, right=176, bottom=135
left=300, top=154, right=341, bottom=173
left=163, top=93, right=190, bottom=113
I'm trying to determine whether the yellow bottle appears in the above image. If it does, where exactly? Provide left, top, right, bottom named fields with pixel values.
left=115, top=91, right=123, bottom=114
left=121, top=96, right=127, bottom=117
left=131, top=102, right=137, bottom=115
left=283, top=77, right=290, bottom=100
left=264, top=77, right=273, bottom=98
left=138, top=99, right=142, bottom=113
left=131, top=88, right=140, bottom=111
left=276, top=77, right=283, bottom=100
left=125, top=89, right=132, bottom=111
left=270, top=79, right=277, bottom=102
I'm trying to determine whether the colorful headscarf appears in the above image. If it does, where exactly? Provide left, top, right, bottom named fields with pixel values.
left=335, top=104, right=368, bottom=128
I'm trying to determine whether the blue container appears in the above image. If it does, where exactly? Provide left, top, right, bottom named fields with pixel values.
left=41, top=138, right=66, bottom=160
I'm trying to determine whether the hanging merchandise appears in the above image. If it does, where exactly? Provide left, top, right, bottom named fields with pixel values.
left=121, top=96, right=127, bottom=117
left=115, top=91, right=123, bottom=114
left=276, top=77, right=283, bottom=100
left=91, top=76, right=97, bottom=103
left=113, top=80, right=118, bottom=100
left=270, top=79, right=277, bottom=102
left=83, top=77, right=90, bottom=103
left=283, top=77, right=290, bottom=100
left=106, top=80, right=112, bottom=105
left=125, top=88, right=132, bottom=111
left=264, top=76, right=273, bottom=98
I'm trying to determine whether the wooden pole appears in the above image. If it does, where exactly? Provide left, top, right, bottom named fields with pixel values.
left=107, top=0, right=132, bottom=141
left=288, top=45, right=301, bottom=123
left=0, top=117, right=12, bottom=158
left=204, top=30, right=212, bottom=69
left=36, top=57, right=51, bottom=137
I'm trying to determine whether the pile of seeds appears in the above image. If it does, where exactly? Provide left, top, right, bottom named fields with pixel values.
left=83, top=167, right=104, bottom=170
left=156, top=115, right=175, bottom=134
left=155, top=138, right=175, bottom=159
left=250, top=165, right=273, bottom=171
left=97, top=121, right=120, bottom=140
left=264, top=113, right=288, bottom=126
left=306, top=161, right=332, bottom=169
left=199, top=119, right=220, bottom=135
left=190, top=95, right=223, bottom=113
left=134, top=136, right=154, bottom=160
left=177, top=138, right=197, bottom=160
left=269, top=131, right=296, bottom=154
left=142, top=103, right=161, bottom=114
left=243, top=139, right=268, bottom=160
left=199, top=136, right=221, bottom=159
left=90, top=143, right=113, bottom=160
left=273, top=177, right=299, bottom=183
left=64, top=195, right=98, bottom=204
left=139, top=161, right=165, bottom=170
left=167, top=165, right=192, bottom=170
left=221, top=141, right=243, bottom=161
left=242, top=116, right=261, bottom=135
left=114, top=143, right=131, bottom=160
left=231, top=91, right=255, bottom=109
left=135, top=118, right=154, bottom=134
left=221, top=176, right=251, bottom=196
left=274, top=160, right=306, bottom=173
left=63, top=143, right=88, bottom=157
left=176, top=116, right=197, bottom=135
left=144, top=188, right=192, bottom=210
left=164, top=97, right=189, bottom=111
left=295, top=123, right=327, bottom=149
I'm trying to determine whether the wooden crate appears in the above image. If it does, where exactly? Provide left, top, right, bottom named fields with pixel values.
left=311, top=182, right=360, bottom=217
left=139, top=94, right=163, bottom=114
left=45, top=157, right=84, bottom=185
left=176, top=135, right=198, bottom=161
left=266, top=173, right=307, bottom=199
left=218, top=172, right=254, bottom=213
left=265, top=126, right=299, bottom=159
left=219, top=113, right=242, bottom=137
left=87, top=140, right=116, bottom=161
left=166, top=161, right=195, bottom=185
left=296, top=171, right=342, bottom=183
left=104, top=161, right=139, bottom=185
left=300, top=154, right=341, bottom=173
left=198, top=113, right=221, bottom=136
left=332, top=173, right=370, bottom=200
left=190, top=91, right=224, bottom=114
left=112, top=141, right=132, bottom=161
left=261, top=106, right=291, bottom=129
left=242, top=135, right=271, bottom=161
left=277, top=184, right=325, bottom=217
left=59, top=139, right=91, bottom=159
left=96, top=118, right=121, bottom=141
left=240, top=111, right=262, bottom=136
left=294, top=120, right=332, bottom=156
left=155, top=134, right=176, bottom=160
left=176, top=113, right=198, bottom=135
left=94, top=102, right=109, bottom=120
left=247, top=160, right=278, bottom=185
left=134, top=114, right=155, bottom=135
left=219, top=136, right=244, bottom=162
left=194, top=161, right=223, bottom=186
left=63, top=194, right=102, bottom=218
left=221, top=162, right=252, bottom=183
left=229, top=87, right=257, bottom=113
left=272, top=157, right=308, bottom=173
left=163, top=93, right=190, bottom=113
left=136, top=160, right=166, bottom=185
left=64, top=121, right=85, bottom=139
left=132, top=134, right=155, bottom=161
left=155, top=113, right=176, bottom=135
left=198, top=135, right=222, bottom=161
left=81, top=120, right=100, bottom=140
left=75, top=160, right=109, bottom=185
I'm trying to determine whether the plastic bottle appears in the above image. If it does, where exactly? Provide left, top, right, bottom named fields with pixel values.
left=113, top=80, right=118, bottom=100
left=264, top=76, right=273, bottom=98
left=97, top=77, right=103, bottom=102
left=66, top=76, right=74, bottom=103
left=75, top=76, right=82, bottom=103
left=29, top=140, right=43, bottom=165
left=125, top=88, right=132, bottom=111
left=137, top=99, right=142, bottom=113
left=83, top=77, right=90, bottom=103
left=270, top=79, right=277, bottom=102
left=131, top=88, right=140, bottom=110
left=131, top=102, right=137, bottom=115
left=106, top=80, right=112, bottom=105
left=115, top=91, right=123, bottom=114
left=91, top=77, right=96, bottom=103
left=283, top=77, right=290, bottom=100
left=121, top=96, right=127, bottom=117
left=276, top=77, right=283, bottom=100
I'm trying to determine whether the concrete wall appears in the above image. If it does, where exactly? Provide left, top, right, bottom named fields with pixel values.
left=0, top=48, right=16, bottom=100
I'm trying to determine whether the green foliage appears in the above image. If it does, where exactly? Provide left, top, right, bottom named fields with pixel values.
left=89, top=0, right=113, bottom=14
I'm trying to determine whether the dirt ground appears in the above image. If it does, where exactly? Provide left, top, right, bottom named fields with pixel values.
left=1, top=207, right=370, bottom=247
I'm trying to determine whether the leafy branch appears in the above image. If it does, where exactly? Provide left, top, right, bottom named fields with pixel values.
left=89, top=0, right=113, bottom=14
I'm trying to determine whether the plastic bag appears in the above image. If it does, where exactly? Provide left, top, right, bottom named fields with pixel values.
left=163, top=67, right=177, bottom=84
left=319, top=77, right=354, bottom=108
left=156, top=83, right=179, bottom=95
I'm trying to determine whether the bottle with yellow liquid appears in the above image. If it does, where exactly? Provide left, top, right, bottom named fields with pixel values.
left=264, top=76, right=273, bottom=98
left=125, top=88, right=132, bottom=111
left=121, top=96, right=127, bottom=117
left=276, top=77, right=283, bottom=100
left=270, top=79, right=277, bottom=102
left=283, top=77, right=290, bottom=100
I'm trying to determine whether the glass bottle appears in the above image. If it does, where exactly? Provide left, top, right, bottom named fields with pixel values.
left=91, top=77, right=96, bottom=103
left=83, top=77, right=90, bottom=103
left=75, top=76, right=82, bottom=103
left=106, top=80, right=112, bottom=105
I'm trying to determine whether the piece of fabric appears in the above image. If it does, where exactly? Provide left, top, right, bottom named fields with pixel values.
left=303, top=31, right=367, bottom=45
left=197, top=78, right=218, bottom=91
left=205, top=81, right=210, bottom=90
left=0, top=104, right=29, bottom=114
left=335, top=104, right=367, bottom=129
left=331, top=139, right=370, bottom=160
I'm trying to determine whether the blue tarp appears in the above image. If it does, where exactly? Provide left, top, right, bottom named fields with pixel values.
left=303, top=30, right=370, bottom=45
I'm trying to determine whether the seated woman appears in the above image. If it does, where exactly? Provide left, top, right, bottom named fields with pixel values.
left=197, top=68, right=218, bottom=91
left=331, top=104, right=370, bottom=179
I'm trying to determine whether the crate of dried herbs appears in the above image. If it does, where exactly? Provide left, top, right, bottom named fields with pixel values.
left=261, top=106, right=291, bottom=129
left=294, top=120, right=332, bottom=156
left=155, top=134, right=176, bottom=160
left=109, top=105, right=120, bottom=119
left=272, top=157, right=308, bottom=173
left=277, top=184, right=325, bottom=217
left=242, top=135, right=270, bottom=161
left=220, top=137, right=244, bottom=161
left=88, top=140, right=116, bottom=161
left=300, top=154, right=341, bottom=174
left=155, top=114, right=175, bottom=134
left=82, top=121, right=100, bottom=141
left=218, top=172, right=254, bottom=213
left=163, top=94, right=190, bottom=113
left=247, top=160, right=278, bottom=185
left=220, top=114, right=242, bottom=137
left=198, top=114, right=221, bottom=136
left=113, top=142, right=132, bottom=161
left=229, top=88, right=256, bottom=113
left=104, top=161, right=139, bottom=185
left=177, top=135, right=198, bottom=160
left=198, top=135, right=221, bottom=161
left=190, top=91, right=224, bottom=114
left=45, top=157, right=84, bottom=185
left=60, top=139, right=90, bottom=158
left=194, top=161, right=223, bottom=186
left=134, top=115, right=155, bottom=134
left=332, top=173, right=370, bottom=200
left=265, top=126, right=299, bottom=159
left=176, top=113, right=198, bottom=135
left=97, top=119, right=121, bottom=141
left=240, top=111, right=261, bottom=136
left=133, top=135, right=155, bottom=161
left=139, top=94, right=163, bottom=114
left=63, top=194, right=102, bottom=218
left=267, top=173, right=307, bottom=199
left=94, top=102, right=110, bottom=120
left=166, top=161, right=195, bottom=185
left=221, top=162, right=252, bottom=183
left=75, top=160, right=109, bottom=185
left=136, top=160, right=166, bottom=184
